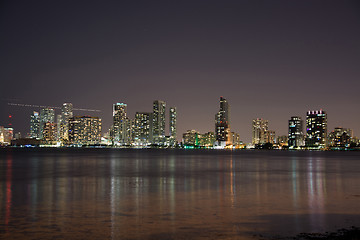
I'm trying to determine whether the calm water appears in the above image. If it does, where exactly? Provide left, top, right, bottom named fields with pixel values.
left=0, top=149, right=360, bottom=239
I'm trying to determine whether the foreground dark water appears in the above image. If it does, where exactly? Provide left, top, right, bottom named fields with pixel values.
left=0, top=149, right=360, bottom=239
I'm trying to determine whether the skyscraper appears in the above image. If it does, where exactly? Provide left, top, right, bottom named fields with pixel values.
left=265, top=130, right=276, bottom=144
left=42, top=122, right=57, bottom=144
left=288, top=116, right=304, bottom=148
left=133, top=112, right=152, bottom=146
left=252, top=118, right=268, bottom=145
left=59, top=103, right=73, bottom=144
left=40, top=108, right=55, bottom=139
left=111, top=103, right=127, bottom=144
left=68, top=116, right=102, bottom=146
left=30, top=111, right=40, bottom=139
left=169, top=107, right=177, bottom=145
left=306, top=110, right=327, bottom=149
left=215, top=97, right=230, bottom=146
left=152, top=100, right=166, bottom=145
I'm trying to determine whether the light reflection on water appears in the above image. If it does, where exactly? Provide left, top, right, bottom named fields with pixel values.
left=0, top=149, right=360, bottom=239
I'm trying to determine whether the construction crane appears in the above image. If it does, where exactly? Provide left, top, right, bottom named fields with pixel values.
left=7, top=103, right=101, bottom=112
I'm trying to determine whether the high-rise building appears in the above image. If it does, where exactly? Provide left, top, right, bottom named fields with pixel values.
left=169, top=107, right=177, bottom=138
left=69, top=116, right=102, bottom=146
left=123, top=117, right=133, bottom=145
left=169, top=107, right=177, bottom=146
left=328, top=127, right=352, bottom=148
left=215, top=97, right=230, bottom=146
left=57, top=114, right=62, bottom=142
left=152, top=100, right=166, bottom=145
left=111, top=103, right=128, bottom=144
left=306, top=110, right=327, bottom=149
left=288, top=116, right=304, bottom=148
left=40, top=108, right=55, bottom=139
left=59, top=103, right=73, bottom=143
left=30, top=111, right=40, bottom=139
left=133, top=112, right=152, bottom=146
left=252, top=118, right=268, bottom=145
left=42, top=122, right=57, bottom=144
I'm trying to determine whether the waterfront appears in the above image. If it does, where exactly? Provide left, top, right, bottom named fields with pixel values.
left=1, top=149, right=360, bottom=239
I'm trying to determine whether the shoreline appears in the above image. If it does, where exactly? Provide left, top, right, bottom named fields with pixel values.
left=257, top=226, right=360, bottom=240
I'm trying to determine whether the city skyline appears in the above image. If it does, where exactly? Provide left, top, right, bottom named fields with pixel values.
left=1, top=98, right=359, bottom=144
left=1, top=1, right=360, bottom=143
left=1, top=98, right=359, bottom=148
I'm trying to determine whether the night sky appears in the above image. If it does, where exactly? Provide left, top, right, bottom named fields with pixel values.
left=1, top=0, right=359, bottom=143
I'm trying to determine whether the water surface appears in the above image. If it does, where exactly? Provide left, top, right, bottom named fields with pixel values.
left=1, top=149, right=360, bottom=239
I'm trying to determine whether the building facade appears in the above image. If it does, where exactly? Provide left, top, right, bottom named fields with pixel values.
left=0, top=126, right=13, bottom=145
left=59, top=103, right=73, bottom=143
left=40, top=108, right=55, bottom=140
left=215, top=97, right=230, bottom=146
left=198, top=132, right=216, bottom=147
left=42, top=122, right=57, bottom=144
left=252, top=118, right=268, bottom=145
left=69, top=116, right=102, bottom=146
left=305, top=110, right=327, bottom=149
left=265, top=130, right=276, bottom=144
left=328, top=127, right=352, bottom=148
left=288, top=116, right=304, bottom=148
left=183, top=130, right=200, bottom=146
left=30, top=111, right=40, bottom=139
left=111, top=103, right=130, bottom=145
left=152, top=100, right=166, bottom=145
left=133, top=112, right=152, bottom=146
left=169, top=107, right=177, bottom=145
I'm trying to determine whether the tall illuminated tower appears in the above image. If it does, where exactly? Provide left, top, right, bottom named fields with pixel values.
left=252, top=118, right=268, bottom=145
left=215, top=97, right=230, bottom=146
left=288, top=116, right=304, bottom=148
left=169, top=107, right=177, bottom=138
left=40, top=108, right=55, bottom=139
left=306, top=110, right=327, bottom=149
left=111, top=103, right=127, bottom=144
left=134, top=112, right=152, bottom=146
left=152, top=100, right=166, bottom=145
left=30, top=111, right=40, bottom=139
left=59, top=103, right=73, bottom=143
